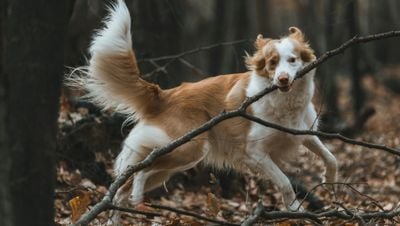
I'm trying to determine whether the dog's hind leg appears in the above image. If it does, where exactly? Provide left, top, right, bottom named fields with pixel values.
left=129, top=169, right=158, bottom=205
left=108, top=177, right=133, bottom=226
left=303, top=136, right=337, bottom=183
left=131, top=139, right=209, bottom=201
left=244, top=150, right=303, bottom=211
left=143, top=170, right=173, bottom=193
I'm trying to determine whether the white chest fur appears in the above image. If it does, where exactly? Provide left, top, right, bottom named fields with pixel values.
left=246, top=71, right=314, bottom=128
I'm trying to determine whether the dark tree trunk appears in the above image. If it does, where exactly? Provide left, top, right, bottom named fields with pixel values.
left=0, top=1, right=13, bottom=225
left=319, top=0, right=341, bottom=131
left=0, top=0, right=66, bottom=225
left=348, top=0, right=364, bottom=116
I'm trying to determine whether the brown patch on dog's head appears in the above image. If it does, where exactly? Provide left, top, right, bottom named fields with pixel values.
left=288, top=26, right=316, bottom=63
left=245, top=34, right=277, bottom=78
left=254, top=34, right=270, bottom=50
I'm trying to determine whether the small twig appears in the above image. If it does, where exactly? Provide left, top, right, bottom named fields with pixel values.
left=334, top=202, right=367, bottom=226
left=343, top=183, right=385, bottom=211
left=141, top=59, right=175, bottom=79
left=178, top=58, right=206, bottom=77
left=147, top=203, right=239, bottom=226
left=108, top=204, right=162, bottom=218
left=140, top=40, right=247, bottom=79
left=148, top=60, right=168, bottom=75
left=297, top=182, right=365, bottom=210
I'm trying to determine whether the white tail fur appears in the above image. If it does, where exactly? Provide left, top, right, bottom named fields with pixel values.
left=69, top=0, right=161, bottom=119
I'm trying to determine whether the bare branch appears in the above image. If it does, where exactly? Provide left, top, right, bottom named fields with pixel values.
left=178, top=58, right=206, bottom=77
left=72, top=30, right=400, bottom=226
left=147, top=203, right=239, bottom=226
left=141, top=59, right=174, bottom=79
left=240, top=113, right=400, bottom=156
left=141, top=40, right=247, bottom=79
left=110, top=203, right=400, bottom=226
left=108, top=203, right=238, bottom=225
left=259, top=208, right=400, bottom=224
left=108, top=204, right=162, bottom=218
left=334, top=202, right=367, bottom=226
left=138, top=39, right=250, bottom=63
left=241, top=200, right=265, bottom=226
left=147, top=60, right=168, bottom=75
left=295, top=31, right=400, bottom=80
left=296, top=182, right=381, bottom=211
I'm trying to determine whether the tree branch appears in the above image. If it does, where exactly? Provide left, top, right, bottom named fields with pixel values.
left=178, top=58, right=206, bottom=77
left=259, top=208, right=400, bottom=224
left=239, top=113, right=400, bottom=156
left=72, top=30, right=400, bottom=226
left=108, top=204, right=162, bottom=218
left=241, top=201, right=265, bottom=226
left=106, top=203, right=400, bottom=226
left=147, top=203, right=239, bottom=226
left=141, top=40, right=248, bottom=79
left=333, top=202, right=366, bottom=226
left=138, top=39, right=250, bottom=63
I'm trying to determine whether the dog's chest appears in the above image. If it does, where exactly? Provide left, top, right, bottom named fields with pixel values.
left=245, top=90, right=311, bottom=153
left=251, top=92, right=309, bottom=127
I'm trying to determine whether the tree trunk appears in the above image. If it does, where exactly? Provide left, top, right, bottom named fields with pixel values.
left=0, top=0, right=66, bottom=225
left=348, top=0, right=364, bottom=116
left=0, top=1, right=13, bottom=225
left=319, top=0, right=341, bottom=130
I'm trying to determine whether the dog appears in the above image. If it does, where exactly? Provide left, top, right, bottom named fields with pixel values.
left=74, top=0, right=338, bottom=223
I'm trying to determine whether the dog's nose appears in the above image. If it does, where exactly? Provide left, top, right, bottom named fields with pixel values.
left=278, top=73, right=289, bottom=85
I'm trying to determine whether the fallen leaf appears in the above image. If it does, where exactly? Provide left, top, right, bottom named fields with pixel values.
left=206, top=192, right=220, bottom=217
left=69, top=190, right=91, bottom=223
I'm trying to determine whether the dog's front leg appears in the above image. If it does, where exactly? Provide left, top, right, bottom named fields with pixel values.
left=244, top=149, right=303, bottom=211
left=303, top=136, right=338, bottom=183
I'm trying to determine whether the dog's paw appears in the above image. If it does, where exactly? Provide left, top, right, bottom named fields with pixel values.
left=106, top=216, right=121, bottom=226
left=288, top=200, right=304, bottom=212
left=129, top=195, right=143, bottom=206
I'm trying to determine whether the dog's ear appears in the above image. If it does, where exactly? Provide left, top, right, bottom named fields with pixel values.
left=245, top=51, right=266, bottom=71
left=300, top=47, right=316, bottom=62
left=254, top=34, right=271, bottom=50
left=289, top=27, right=315, bottom=62
left=288, top=27, right=305, bottom=42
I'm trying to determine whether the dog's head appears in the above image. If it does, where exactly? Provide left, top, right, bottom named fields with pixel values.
left=246, top=27, right=316, bottom=92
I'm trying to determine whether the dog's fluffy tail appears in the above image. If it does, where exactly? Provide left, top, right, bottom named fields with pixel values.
left=70, top=0, right=160, bottom=119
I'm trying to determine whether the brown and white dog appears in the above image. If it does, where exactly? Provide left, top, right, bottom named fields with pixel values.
left=76, top=0, right=338, bottom=222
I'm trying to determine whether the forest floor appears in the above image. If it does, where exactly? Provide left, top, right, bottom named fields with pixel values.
left=55, top=73, right=400, bottom=226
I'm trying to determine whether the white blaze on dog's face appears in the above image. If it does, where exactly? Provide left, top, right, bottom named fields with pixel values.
left=246, top=27, right=315, bottom=92
left=273, top=38, right=303, bottom=92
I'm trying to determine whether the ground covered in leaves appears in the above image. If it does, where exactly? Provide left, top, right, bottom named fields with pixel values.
left=55, top=73, right=400, bottom=225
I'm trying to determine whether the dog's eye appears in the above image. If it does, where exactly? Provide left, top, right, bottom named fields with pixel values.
left=288, top=57, right=296, bottom=63
left=270, top=59, right=277, bottom=66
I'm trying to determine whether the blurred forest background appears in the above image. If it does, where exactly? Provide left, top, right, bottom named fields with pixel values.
left=66, top=0, right=400, bottom=127
left=1, top=0, right=400, bottom=225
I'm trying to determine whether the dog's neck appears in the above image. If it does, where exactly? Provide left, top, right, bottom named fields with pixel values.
left=246, top=70, right=315, bottom=123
